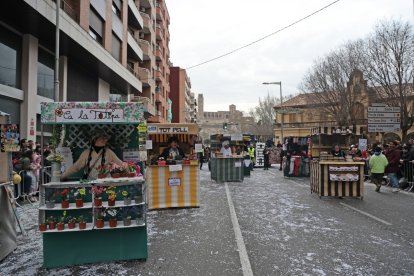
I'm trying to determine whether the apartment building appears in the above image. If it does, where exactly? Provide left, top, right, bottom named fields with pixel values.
left=169, top=67, right=193, bottom=123
left=0, top=0, right=171, bottom=141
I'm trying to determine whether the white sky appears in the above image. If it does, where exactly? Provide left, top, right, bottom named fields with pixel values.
left=166, top=0, right=414, bottom=113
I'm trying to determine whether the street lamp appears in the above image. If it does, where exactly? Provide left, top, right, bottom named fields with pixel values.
left=263, top=81, right=284, bottom=142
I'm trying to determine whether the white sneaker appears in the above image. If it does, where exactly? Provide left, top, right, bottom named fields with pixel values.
left=392, top=188, right=400, bottom=193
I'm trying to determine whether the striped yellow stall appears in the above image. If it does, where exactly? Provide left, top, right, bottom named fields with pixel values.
left=310, top=161, right=364, bottom=199
left=147, top=165, right=200, bottom=210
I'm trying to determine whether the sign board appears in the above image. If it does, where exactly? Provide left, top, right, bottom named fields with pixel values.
left=168, top=177, right=181, bottom=186
left=41, top=102, right=145, bottom=124
left=255, top=142, right=265, bottom=168
left=0, top=124, right=20, bottom=152
left=231, top=133, right=243, bottom=141
left=194, top=143, right=203, bottom=153
left=358, top=139, right=367, bottom=151
left=138, top=123, right=147, bottom=133
left=147, top=126, right=189, bottom=134
left=145, top=140, right=153, bottom=150
left=367, top=105, right=400, bottom=133
left=123, top=150, right=140, bottom=162
left=169, top=164, right=183, bottom=172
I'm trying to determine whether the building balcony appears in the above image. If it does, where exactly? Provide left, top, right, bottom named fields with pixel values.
left=155, top=69, right=163, bottom=82
left=140, top=11, right=152, bottom=30
left=138, top=39, right=152, bottom=59
left=131, top=95, right=156, bottom=116
left=61, top=0, right=78, bottom=22
left=155, top=47, right=162, bottom=61
left=138, top=67, right=151, bottom=83
left=156, top=24, right=163, bottom=40
left=156, top=6, right=164, bottom=23
left=155, top=91, right=163, bottom=103
left=128, top=0, right=144, bottom=29
left=127, top=32, right=144, bottom=61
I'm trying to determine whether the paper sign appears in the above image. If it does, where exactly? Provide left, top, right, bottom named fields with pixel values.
left=358, top=139, right=367, bottom=151
left=123, top=150, right=140, bottom=162
left=169, top=164, right=183, bottom=172
left=231, top=133, right=243, bottom=141
left=244, top=160, right=251, bottom=167
left=195, top=143, right=203, bottom=153
left=139, top=151, right=147, bottom=161
left=168, top=177, right=181, bottom=186
left=56, top=147, right=73, bottom=172
left=146, top=140, right=153, bottom=150
left=234, top=162, right=242, bottom=167
left=138, top=123, right=147, bottom=133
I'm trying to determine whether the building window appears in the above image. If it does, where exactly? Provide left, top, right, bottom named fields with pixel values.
left=111, top=33, right=121, bottom=61
left=89, top=7, right=104, bottom=44
left=37, top=48, right=54, bottom=99
left=112, top=0, right=122, bottom=18
left=0, top=26, right=21, bottom=88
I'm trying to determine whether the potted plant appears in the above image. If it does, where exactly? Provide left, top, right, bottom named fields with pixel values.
left=46, top=152, right=64, bottom=182
left=96, top=164, right=109, bottom=179
left=121, top=190, right=131, bottom=205
left=105, top=186, right=117, bottom=206
left=67, top=216, right=76, bottom=229
left=132, top=186, right=143, bottom=204
left=110, top=163, right=121, bottom=178
left=91, top=185, right=104, bottom=207
left=45, top=189, right=57, bottom=208
left=157, top=157, right=166, bottom=166
left=47, top=216, right=56, bottom=230
left=119, top=162, right=129, bottom=177
left=120, top=206, right=135, bottom=226
left=126, top=161, right=140, bottom=177
left=74, top=187, right=86, bottom=208
left=95, top=207, right=105, bottom=228
left=60, top=188, right=70, bottom=208
left=57, top=211, right=66, bottom=231
left=106, top=208, right=119, bottom=228
left=39, top=222, right=47, bottom=232
left=78, top=215, right=87, bottom=230
left=136, top=211, right=145, bottom=225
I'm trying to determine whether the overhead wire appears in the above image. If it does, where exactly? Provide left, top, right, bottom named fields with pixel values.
left=185, top=0, right=342, bottom=70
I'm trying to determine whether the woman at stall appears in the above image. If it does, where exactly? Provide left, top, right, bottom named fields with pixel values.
left=61, top=129, right=124, bottom=180
left=331, top=144, right=345, bottom=158
left=220, top=140, right=232, bottom=157
left=160, top=136, right=185, bottom=160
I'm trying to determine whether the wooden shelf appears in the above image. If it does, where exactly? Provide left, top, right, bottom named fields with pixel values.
left=43, top=176, right=145, bottom=187
left=42, top=223, right=93, bottom=233
left=99, top=200, right=145, bottom=208
left=39, top=202, right=93, bottom=211
left=94, top=220, right=146, bottom=230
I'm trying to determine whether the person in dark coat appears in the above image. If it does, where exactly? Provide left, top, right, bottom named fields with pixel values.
left=263, top=146, right=270, bottom=170
left=385, top=140, right=401, bottom=192
left=160, top=136, right=185, bottom=160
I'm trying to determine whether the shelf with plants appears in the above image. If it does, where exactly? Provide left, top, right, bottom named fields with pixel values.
left=93, top=204, right=146, bottom=230
left=39, top=202, right=93, bottom=211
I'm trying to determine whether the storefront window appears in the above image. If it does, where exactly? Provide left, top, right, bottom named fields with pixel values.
left=0, top=26, right=21, bottom=88
left=37, top=48, right=54, bottom=99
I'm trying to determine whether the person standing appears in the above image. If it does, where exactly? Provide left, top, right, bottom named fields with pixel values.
left=263, top=146, right=270, bottom=170
left=385, top=140, right=401, bottom=192
left=220, top=140, right=232, bottom=157
left=248, top=143, right=255, bottom=171
left=369, top=147, right=388, bottom=192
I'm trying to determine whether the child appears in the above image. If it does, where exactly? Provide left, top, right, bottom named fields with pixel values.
left=369, top=147, right=388, bottom=192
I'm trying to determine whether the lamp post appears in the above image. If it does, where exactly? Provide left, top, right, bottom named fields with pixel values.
left=263, top=81, right=284, bottom=142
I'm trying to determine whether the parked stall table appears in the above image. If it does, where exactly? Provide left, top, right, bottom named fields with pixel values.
left=310, top=160, right=364, bottom=199
left=210, top=157, right=244, bottom=182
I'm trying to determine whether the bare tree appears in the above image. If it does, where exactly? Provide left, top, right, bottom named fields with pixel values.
left=361, top=20, right=414, bottom=141
left=300, top=40, right=366, bottom=126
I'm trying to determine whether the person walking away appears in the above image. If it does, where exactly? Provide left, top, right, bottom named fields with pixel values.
left=369, top=147, right=388, bottom=192
left=385, top=141, right=401, bottom=192
left=263, top=146, right=270, bottom=170
left=248, top=144, right=255, bottom=171
left=13, top=150, right=34, bottom=199
left=198, top=145, right=204, bottom=170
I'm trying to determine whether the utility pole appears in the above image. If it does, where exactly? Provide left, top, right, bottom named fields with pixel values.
left=54, top=0, right=60, bottom=102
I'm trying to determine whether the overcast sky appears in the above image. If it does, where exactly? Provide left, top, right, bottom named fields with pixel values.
left=166, top=0, right=414, bottom=113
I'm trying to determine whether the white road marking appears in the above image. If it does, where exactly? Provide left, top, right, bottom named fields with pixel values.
left=340, top=202, right=392, bottom=226
left=225, top=183, right=254, bottom=276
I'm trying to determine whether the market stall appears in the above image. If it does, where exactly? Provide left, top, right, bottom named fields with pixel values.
left=146, top=123, right=200, bottom=210
left=39, top=102, right=148, bottom=268
left=281, top=136, right=311, bottom=177
left=210, top=157, right=244, bottom=182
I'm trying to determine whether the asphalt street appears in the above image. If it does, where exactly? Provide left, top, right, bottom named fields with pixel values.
left=1, top=165, right=414, bottom=275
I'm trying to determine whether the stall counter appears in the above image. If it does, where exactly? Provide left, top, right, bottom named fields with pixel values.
left=210, top=157, right=244, bottom=183
left=147, top=164, right=200, bottom=210
left=310, top=160, right=364, bottom=199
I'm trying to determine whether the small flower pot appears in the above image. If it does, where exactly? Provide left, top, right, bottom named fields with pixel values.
left=108, top=198, right=116, bottom=206
left=134, top=195, right=143, bottom=204
left=48, top=222, right=56, bottom=230
left=128, top=172, right=136, bottom=178
left=79, top=222, right=87, bottom=230
left=68, top=222, right=76, bottom=229
left=57, top=223, right=65, bottom=231
left=123, top=218, right=131, bottom=226
left=121, top=173, right=128, bottom=178
left=94, top=198, right=102, bottom=207
left=61, top=200, right=69, bottom=209
left=46, top=201, right=55, bottom=209
left=111, top=173, right=120, bottom=178
left=95, top=219, right=104, bottom=228
left=75, top=199, right=83, bottom=208
left=157, top=161, right=166, bottom=166
left=98, top=173, right=107, bottom=179
left=123, top=198, right=131, bottom=205
left=109, top=219, right=117, bottom=228
left=39, top=224, right=47, bottom=232
left=183, top=160, right=191, bottom=165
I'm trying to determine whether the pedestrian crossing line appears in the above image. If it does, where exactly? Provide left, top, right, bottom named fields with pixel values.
left=339, top=202, right=392, bottom=226
left=225, top=183, right=254, bottom=276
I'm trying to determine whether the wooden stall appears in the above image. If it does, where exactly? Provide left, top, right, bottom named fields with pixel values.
left=310, top=160, right=364, bottom=199
left=210, top=157, right=244, bottom=183
left=146, top=123, right=200, bottom=210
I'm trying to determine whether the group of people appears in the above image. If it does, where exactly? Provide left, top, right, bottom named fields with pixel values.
left=219, top=141, right=272, bottom=170
left=12, top=139, right=53, bottom=200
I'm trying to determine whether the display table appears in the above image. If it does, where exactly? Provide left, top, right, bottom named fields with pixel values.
left=147, top=164, right=200, bottom=210
left=0, top=183, right=16, bottom=261
left=210, top=157, right=244, bottom=183
left=310, top=161, right=364, bottom=199
left=39, top=177, right=147, bottom=268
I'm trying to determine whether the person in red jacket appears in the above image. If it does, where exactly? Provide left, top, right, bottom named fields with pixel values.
left=385, top=140, right=401, bottom=192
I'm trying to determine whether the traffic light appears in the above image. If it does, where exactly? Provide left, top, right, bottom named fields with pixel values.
left=223, top=122, right=228, bottom=130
